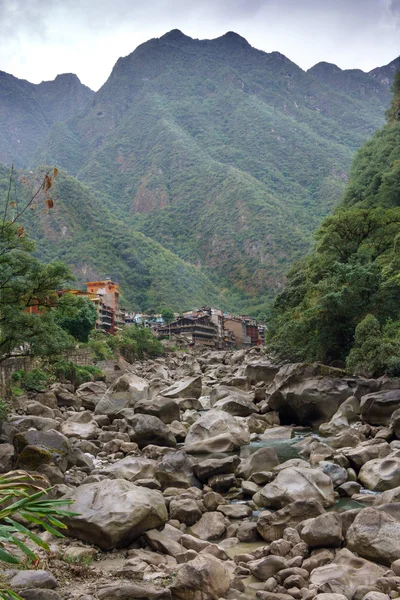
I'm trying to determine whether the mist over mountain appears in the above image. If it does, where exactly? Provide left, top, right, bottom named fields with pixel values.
left=1, top=30, right=398, bottom=312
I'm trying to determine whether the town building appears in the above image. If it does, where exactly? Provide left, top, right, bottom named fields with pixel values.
left=156, top=314, right=218, bottom=346
left=224, top=317, right=252, bottom=347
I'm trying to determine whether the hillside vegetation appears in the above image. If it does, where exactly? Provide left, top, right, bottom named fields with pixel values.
left=31, top=31, right=399, bottom=310
left=268, top=72, right=400, bottom=376
left=0, top=164, right=222, bottom=312
left=0, top=72, right=93, bottom=168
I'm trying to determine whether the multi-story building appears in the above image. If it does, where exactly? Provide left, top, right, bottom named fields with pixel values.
left=224, top=317, right=252, bottom=347
left=157, top=315, right=218, bottom=346
left=85, top=279, right=125, bottom=333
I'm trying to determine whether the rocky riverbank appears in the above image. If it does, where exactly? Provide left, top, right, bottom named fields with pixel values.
left=2, top=348, right=400, bottom=600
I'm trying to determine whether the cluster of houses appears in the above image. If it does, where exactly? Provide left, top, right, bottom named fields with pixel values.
left=65, top=279, right=266, bottom=349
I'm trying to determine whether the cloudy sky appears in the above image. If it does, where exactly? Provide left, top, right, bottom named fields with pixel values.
left=0, top=0, right=399, bottom=90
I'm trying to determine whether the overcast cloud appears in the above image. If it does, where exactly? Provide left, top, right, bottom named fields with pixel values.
left=0, top=0, right=399, bottom=90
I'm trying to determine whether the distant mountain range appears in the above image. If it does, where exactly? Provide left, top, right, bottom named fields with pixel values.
left=0, top=30, right=398, bottom=313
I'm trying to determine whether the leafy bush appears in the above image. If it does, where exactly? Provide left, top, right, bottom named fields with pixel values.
left=50, top=360, right=104, bottom=390
left=347, top=315, right=400, bottom=377
left=11, top=369, right=53, bottom=392
left=116, top=325, right=163, bottom=362
left=0, top=470, right=76, bottom=600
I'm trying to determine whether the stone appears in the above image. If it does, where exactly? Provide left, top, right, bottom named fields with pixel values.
left=60, top=411, right=99, bottom=440
left=184, top=433, right=241, bottom=454
left=359, top=457, right=400, bottom=491
left=104, top=456, right=157, bottom=482
left=300, top=513, right=343, bottom=547
left=360, top=390, right=400, bottom=426
left=62, top=479, right=168, bottom=550
left=9, top=570, right=57, bottom=589
left=143, top=529, right=185, bottom=557
left=246, top=362, right=280, bottom=385
left=346, top=507, right=400, bottom=565
left=248, top=555, right=287, bottom=580
left=217, top=504, right=252, bottom=518
left=25, top=401, right=55, bottom=419
left=237, top=521, right=260, bottom=542
left=34, top=391, right=58, bottom=409
left=0, top=443, right=14, bottom=472
left=169, top=554, right=231, bottom=600
left=134, top=396, right=180, bottom=424
left=391, top=409, right=400, bottom=439
left=19, top=592, right=61, bottom=600
left=362, top=594, right=391, bottom=600
left=238, top=447, right=280, bottom=479
left=193, top=455, right=240, bottom=482
left=155, top=450, right=197, bottom=489
left=213, top=393, right=259, bottom=417
left=343, top=440, right=392, bottom=469
left=123, top=413, right=176, bottom=448
left=169, top=498, right=202, bottom=526
left=161, top=376, right=202, bottom=400
left=190, top=511, right=226, bottom=541
left=76, top=380, right=107, bottom=410
left=268, top=363, right=355, bottom=427
left=309, top=548, right=385, bottom=598
left=254, top=467, right=335, bottom=509
left=97, top=583, right=171, bottom=599
left=208, top=473, right=237, bottom=492
left=257, top=500, right=325, bottom=542
left=185, top=409, right=249, bottom=447
left=319, top=462, right=347, bottom=487
left=331, top=429, right=366, bottom=450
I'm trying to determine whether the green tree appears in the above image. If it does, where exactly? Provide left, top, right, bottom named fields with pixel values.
left=161, top=307, right=175, bottom=324
left=0, top=169, right=75, bottom=361
left=55, top=293, right=97, bottom=342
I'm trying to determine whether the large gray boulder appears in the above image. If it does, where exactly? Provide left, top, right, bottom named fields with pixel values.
left=169, top=554, right=231, bottom=600
left=155, top=450, right=198, bottom=489
left=62, top=479, right=168, bottom=550
left=360, top=389, right=400, bottom=426
left=161, top=376, right=202, bottom=400
left=300, top=513, right=343, bottom=547
left=134, top=396, right=180, bottom=424
left=60, top=411, right=99, bottom=440
left=254, top=466, right=335, bottom=509
left=246, top=361, right=280, bottom=385
left=319, top=396, right=360, bottom=436
left=346, top=507, right=400, bottom=565
left=238, top=447, right=280, bottom=480
left=184, top=410, right=249, bottom=447
left=257, top=499, right=325, bottom=542
left=310, top=548, right=385, bottom=597
left=210, top=386, right=259, bottom=416
left=122, top=413, right=176, bottom=448
left=103, top=456, right=157, bottom=482
left=358, top=456, right=400, bottom=491
left=268, top=363, right=355, bottom=426
left=343, top=440, right=392, bottom=469
left=190, top=511, right=226, bottom=541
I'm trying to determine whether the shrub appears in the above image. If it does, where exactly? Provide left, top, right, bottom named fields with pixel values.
left=11, top=369, right=53, bottom=392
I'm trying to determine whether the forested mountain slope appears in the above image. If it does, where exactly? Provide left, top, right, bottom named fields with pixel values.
left=0, top=164, right=222, bottom=311
left=31, top=30, right=397, bottom=307
left=268, top=72, right=400, bottom=374
left=0, top=71, right=93, bottom=168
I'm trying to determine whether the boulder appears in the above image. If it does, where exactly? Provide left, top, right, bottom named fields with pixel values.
left=104, top=456, right=157, bottom=482
left=60, top=411, right=99, bottom=440
left=169, top=554, right=231, bottom=600
left=268, top=363, right=355, bottom=426
left=246, top=362, right=280, bottom=385
left=123, top=413, right=176, bottom=448
left=94, top=392, right=132, bottom=418
left=257, top=499, right=325, bottom=542
left=134, top=396, right=180, bottom=424
left=360, top=389, right=400, bottom=426
left=155, top=450, right=198, bottom=489
left=319, top=396, right=360, bottom=436
left=161, top=376, right=202, bottom=400
left=248, top=555, right=287, bottom=580
left=169, top=498, right=202, bottom=526
left=184, top=433, right=241, bottom=454
left=310, top=548, right=385, bottom=599
left=185, top=410, right=249, bottom=447
left=190, top=512, right=226, bottom=541
left=358, top=456, right=400, bottom=491
left=343, top=440, right=392, bottom=469
left=346, top=507, right=400, bottom=565
left=0, top=443, right=14, bottom=472
left=300, top=513, right=343, bottom=547
left=390, top=408, right=400, bottom=439
left=213, top=394, right=259, bottom=417
left=331, top=429, right=366, bottom=450
left=193, top=455, right=240, bottom=483
left=97, top=583, right=171, bottom=600
left=95, top=373, right=149, bottom=416
left=62, top=479, right=168, bottom=550
left=76, top=381, right=107, bottom=410
left=238, top=447, right=280, bottom=480
left=254, top=466, right=335, bottom=509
